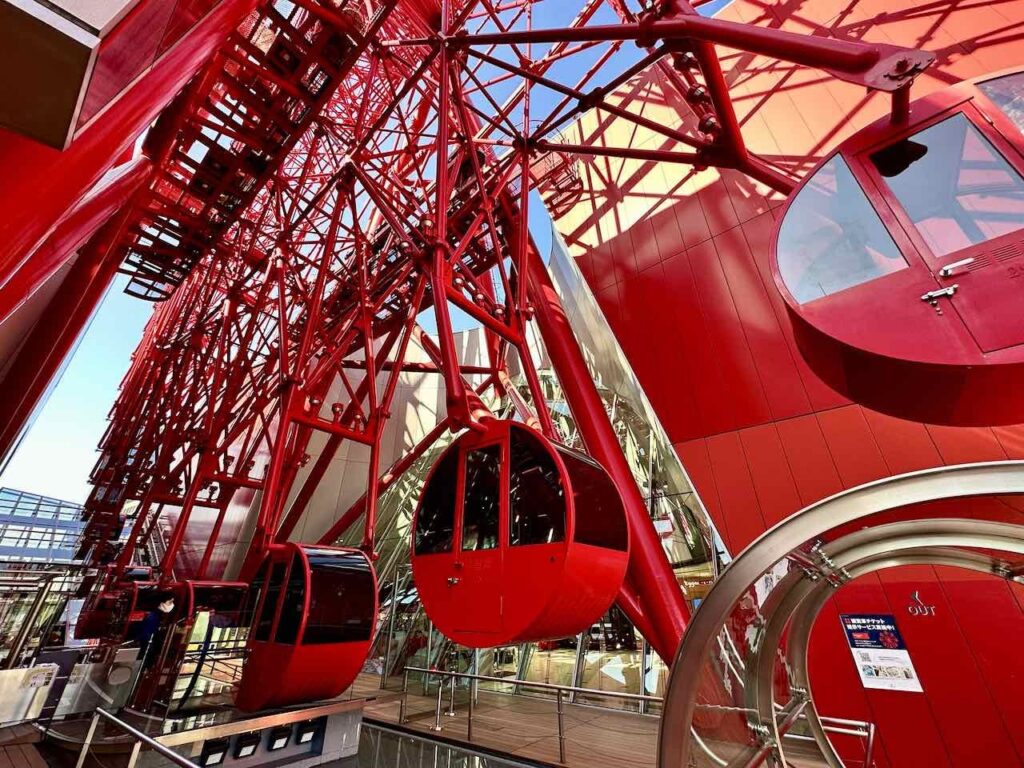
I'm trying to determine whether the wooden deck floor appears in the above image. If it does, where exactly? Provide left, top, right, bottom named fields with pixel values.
left=354, top=675, right=659, bottom=768
left=0, top=744, right=48, bottom=768
left=0, top=725, right=39, bottom=749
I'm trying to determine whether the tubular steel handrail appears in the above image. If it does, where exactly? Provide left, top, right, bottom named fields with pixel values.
left=659, top=461, right=1024, bottom=768
left=402, top=665, right=661, bottom=764
left=75, top=708, right=200, bottom=768
left=785, top=716, right=876, bottom=768
left=400, top=665, right=874, bottom=767
left=2, top=570, right=58, bottom=669
left=404, top=665, right=663, bottom=703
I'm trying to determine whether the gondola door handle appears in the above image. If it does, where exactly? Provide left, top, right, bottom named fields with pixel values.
left=938, top=258, right=974, bottom=278
left=921, top=285, right=958, bottom=306
left=447, top=576, right=461, bottom=586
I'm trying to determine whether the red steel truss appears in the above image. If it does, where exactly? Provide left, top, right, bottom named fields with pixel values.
left=73, top=0, right=931, bottom=661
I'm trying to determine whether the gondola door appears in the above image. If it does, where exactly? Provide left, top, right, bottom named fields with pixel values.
left=251, top=556, right=289, bottom=647
left=412, top=449, right=461, bottom=633
left=451, top=440, right=503, bottom=638
left=862, top=106, right=1024, bottom=353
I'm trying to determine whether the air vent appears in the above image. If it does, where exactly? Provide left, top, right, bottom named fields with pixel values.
left=991, top=240, right=1024, bottom=263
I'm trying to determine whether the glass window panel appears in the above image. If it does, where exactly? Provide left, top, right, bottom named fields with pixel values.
left=302, top=549, right=374, bottom=645
left=559, top=448, right=628, bottom=551
left=509, top=431, right=565, bottom=546
left=777, top=155, right=905, bottom=303
left=461, top=446, right=501, bottom=552
left=521, top=639, right=578, bottom=698
left=240, top=563, right=266, bottom=630
left=871, top=113, right=1024, bottom=257
left=577, top=608, right=642, bottom=711
left=980, top=71, right=1024, bottom=134
left=274, top=558, right=305, bottom=644
left=414, top=450, right=458, bottom=555
left=254, top=562, right=286, bottom=641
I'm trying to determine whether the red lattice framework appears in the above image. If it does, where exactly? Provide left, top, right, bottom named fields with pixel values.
left=77, top=0, right=931, bottom=660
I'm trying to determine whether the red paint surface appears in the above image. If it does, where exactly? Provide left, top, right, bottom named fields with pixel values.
left=78, top=0, right=222, bottom=128
left=412, top=421, right=630, bottom=648
left=0, top=0, right=257, bottom=311
left=768, top=78, right=1024, bottom=425
left=556, top=0, right=1024, bottom=762
left=0, top=157, right=151, bottom=325
left=236, top=544, right=378, bottom=712
left=0, top=208, right=135, bottom=463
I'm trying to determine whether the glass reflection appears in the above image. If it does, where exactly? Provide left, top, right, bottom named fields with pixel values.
left=568, top=607, right=641, bottom=711
left=274, top=561, right=304, bottom=643
left=254, top=562, right=285, bottom=641
left=872, top=112, right=1024, bottom=257
left=509, top=430, right=565, bottom=546
left=558, top=447, right=628, bottom=551
left=461, top=446, right=501, bottom=552
left=980, top=71, right=1024, bottom=134
left=303, top=550, right=375, bottom=644
left=414, top=449, right=458, bottom=555
left=777, top=155, right=904, bottom=303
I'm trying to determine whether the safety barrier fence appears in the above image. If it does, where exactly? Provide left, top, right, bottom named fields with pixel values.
left=0, top=569, right=58, bottom=670
left=401, top=666, right=875, bottom=767
left=75, top=708, right=200, bottom=768
left=72, top=699, right=364, bottom=768
left=400, top=665, right=659, bottom=764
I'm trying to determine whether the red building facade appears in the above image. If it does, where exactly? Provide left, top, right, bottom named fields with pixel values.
left=0, top=0, right=1020, bottom=762
left=551, top=1, right=1024, bottom=764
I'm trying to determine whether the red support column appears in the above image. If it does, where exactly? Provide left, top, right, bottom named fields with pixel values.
left=0, top=0, right=260, bottom=298
left=525, top=246, right=689, bottom=662
left=0, top=156, right=151, bottom=326
left=0, top=207, right=135, bottom=467
left=315, top=416, right=453, bottom=545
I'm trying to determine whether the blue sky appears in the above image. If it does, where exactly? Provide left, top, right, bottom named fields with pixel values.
left=0, top=0, right=731, bottom=504
left=0, top=275, right=153, bottom=502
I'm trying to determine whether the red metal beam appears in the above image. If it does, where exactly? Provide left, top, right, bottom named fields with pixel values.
left=0, top=157, right=151, bottom=326
left=60, top=0, right=933, bottom=674
left=0, top=207, right=136, bottom=467
left=316, top=415, right=453, bottom=546
left=525, top=242, right=689, bottom=663
left=421, top=17, right=932, bottom=91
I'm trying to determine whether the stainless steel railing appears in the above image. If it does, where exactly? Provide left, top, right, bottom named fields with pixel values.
left=400, top=665, right=876, bottom=767
left=0, top=570, right=57, bottom=670
left=75, top=708, right=200, bottom=768
left=787, top=714, right=876, bottom=768
left=401, top=665, right=662, bottom=764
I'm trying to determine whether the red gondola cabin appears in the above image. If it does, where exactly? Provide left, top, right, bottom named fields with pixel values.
left=411, top=420, right=630, bottom=648
left=235, top=543, right=377, bottom=712
left=771, top=68, right=1024, bottom=425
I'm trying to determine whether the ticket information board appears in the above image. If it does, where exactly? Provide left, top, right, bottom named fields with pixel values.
left=840, top=614, right=923, bottom=692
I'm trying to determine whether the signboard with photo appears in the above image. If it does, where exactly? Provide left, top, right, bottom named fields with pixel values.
left=840, top=614, right=923, bottom=693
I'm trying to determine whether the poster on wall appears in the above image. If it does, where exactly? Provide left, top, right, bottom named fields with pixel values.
left=840, top=614, right=923, bottom=693
left=62, top=598, right=98, bottom=648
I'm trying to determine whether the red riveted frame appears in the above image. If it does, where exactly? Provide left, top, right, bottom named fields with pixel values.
left=50, top=0, right=935, bottom=675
